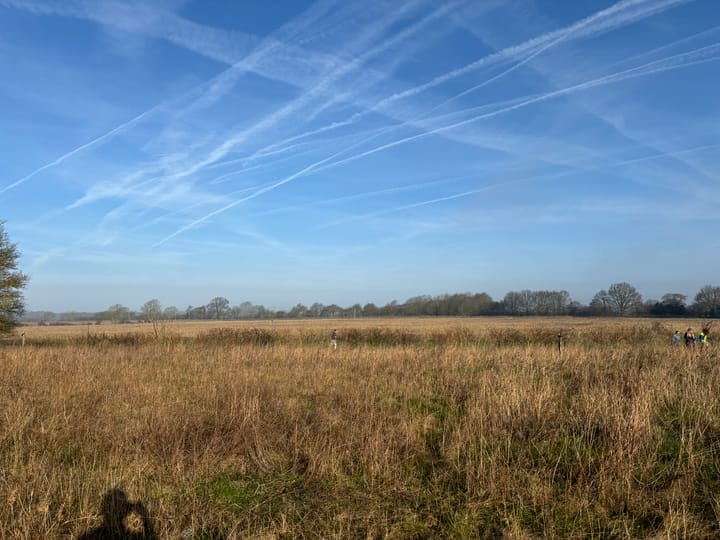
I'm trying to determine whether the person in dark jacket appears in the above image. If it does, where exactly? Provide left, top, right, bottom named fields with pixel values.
left=684, top=328, right=696, bottom=347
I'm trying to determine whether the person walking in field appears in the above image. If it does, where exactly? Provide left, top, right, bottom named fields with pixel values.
left=684, top=328, right=696, bottom=347
left=672, top=330, right=681, bottom=346
left=698, top=328, right=709, bottom=346
left=330, top=329, right=337, bottom=350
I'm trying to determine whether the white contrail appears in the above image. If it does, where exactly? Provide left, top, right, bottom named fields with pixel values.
left=207, top=123, right=397, bottom=175
left=0, top=0, right=336, bottom=91
left=155, top=42, right=719, bottom=245
left=205, top=116, right=364, bottom=171
left=210, top=92, right=543, bottom=187
left=297, top=0, right=467, bottom=124
left=152, top=129, right=393, bottom=246
left=604, top=23, right=720, bottom=71
left=73, top=0, right=690, bottom=210
left=456, top=0, right=715, bottom=192
left=129, top=183, right=267, bottom=233
left=426, top=5, right=597, bottom=114
left=305, top=43, right=720, bottom=175
left=27, top=2, right=432, bottom=230
left=0, top=104, right=164, bottom=194
left=380, top=0, right=693, bottom=107
left=0, top=32, right=281, bottom=196
left=0, top=0, right=369, bottom=196
left=320, top=182, right=540, bottom=228
left=159, top=0, right=455, bottom=185
left=605, top=142, right=720, bottom=167
left=207, top=124, right=404, bottom=185
left=151, top=99, right=452, bottom=246
left=4, top=0, right=693, bottom=200
left=321, top=141, right=720, bottom=227
left=253, top=172, right=481, bottom=217
left=218, top=0, right=694, bottom=179
left=205, top=1, right=464, bottom=169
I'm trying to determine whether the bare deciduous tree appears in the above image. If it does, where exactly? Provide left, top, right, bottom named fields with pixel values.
left=604, top=282, right=643, bottom=316
left=140, top=299, right=163, bottom=337
left=106, top=304, right=130, bottom=324
left=207, top=297, right=230, bottom=320
left=140, top=299, right=162, bottom=322
left=693, top=285, right=720, bottom=317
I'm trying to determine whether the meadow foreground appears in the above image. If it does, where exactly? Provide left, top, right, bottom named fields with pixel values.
left=0, top=318, right=718, bottom=538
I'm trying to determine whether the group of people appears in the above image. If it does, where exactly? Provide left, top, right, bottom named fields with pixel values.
left=672, top=327, right=710, bottom=347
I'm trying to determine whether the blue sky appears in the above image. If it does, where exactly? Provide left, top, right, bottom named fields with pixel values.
left=1, top=0, right=718, bottom=312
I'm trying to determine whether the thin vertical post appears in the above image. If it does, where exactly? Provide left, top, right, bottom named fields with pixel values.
left=557, top=334, right=562, bottom=356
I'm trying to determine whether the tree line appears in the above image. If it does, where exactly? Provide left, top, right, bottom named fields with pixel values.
left=21, top=283, right=720, bottom=324
left=4, top=222, right=718, bottom=332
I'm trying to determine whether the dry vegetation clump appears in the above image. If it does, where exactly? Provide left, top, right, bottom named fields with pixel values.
left=0, top=319, right=718, bottom=538
left=197, top=328, right=277, bottom=347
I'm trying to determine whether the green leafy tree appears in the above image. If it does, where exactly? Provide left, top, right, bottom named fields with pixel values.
left=0, top=222, right=28, bottom=334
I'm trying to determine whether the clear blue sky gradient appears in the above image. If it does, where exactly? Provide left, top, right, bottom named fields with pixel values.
left=1, top=0, right=718, bottom=312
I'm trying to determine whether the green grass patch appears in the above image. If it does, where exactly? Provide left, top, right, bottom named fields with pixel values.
left=204, top=473, right=269, bottom=511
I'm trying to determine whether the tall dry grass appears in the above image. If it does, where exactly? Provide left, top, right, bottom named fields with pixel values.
left=0, top=318, right=718, bottom=538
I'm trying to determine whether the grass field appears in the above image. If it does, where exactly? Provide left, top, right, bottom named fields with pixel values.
left=0, top=318, right=718, bottom=538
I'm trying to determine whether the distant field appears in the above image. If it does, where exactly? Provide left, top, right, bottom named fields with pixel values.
left=1, top=318, right=717, bottom=538
left=17, top=315, right=707, bottom=339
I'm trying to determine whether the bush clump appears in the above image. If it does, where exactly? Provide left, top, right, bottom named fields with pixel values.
left=198, top=327, right=276, bottom=346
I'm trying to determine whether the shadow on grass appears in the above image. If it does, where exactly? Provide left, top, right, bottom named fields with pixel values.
left=78, top=487, right=157, bottom=539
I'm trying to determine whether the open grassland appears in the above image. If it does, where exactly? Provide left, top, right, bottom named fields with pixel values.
left=1, top=318, right=718, bottom=538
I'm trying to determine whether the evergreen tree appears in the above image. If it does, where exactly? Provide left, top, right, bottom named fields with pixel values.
left=0, top=222, right=28, bottom=334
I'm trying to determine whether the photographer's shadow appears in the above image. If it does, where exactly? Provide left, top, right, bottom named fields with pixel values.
left=78, top=487, right=157, bottom=539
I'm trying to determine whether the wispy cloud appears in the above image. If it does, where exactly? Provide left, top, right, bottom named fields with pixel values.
left=455, top=0, right=718, bottom=197
left=145, top=0, right=443, bottom=183
left=66, top=1, right=461, bottom=241
left=0, top=0, right=333, bottom=85
left=147, top=0, right=715, bottom=246
left=252, top=172, right=480, bottom=217
left=0, top=0, right=358, bottom=196
left=4, top=0, right=689, bottom=206
left=289, top=42, right=720, bottom=179
left=319, top=140, right=720, bottom=229
left=0, top=101, right=165, bottom=194
left=151, top=134, right=372, bottom=246
left=387, top=0, right=695, bottom=106
left=201, top=0, right=699, bottom=192
left=3, top=0, right=717, bottom=310
left=26, top=247, right=67, bottom=273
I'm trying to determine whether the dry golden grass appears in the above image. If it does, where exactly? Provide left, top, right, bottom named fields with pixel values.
left=1, top=318, right=718, bottom=538
left=17, top=316, right=701, bottom=338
